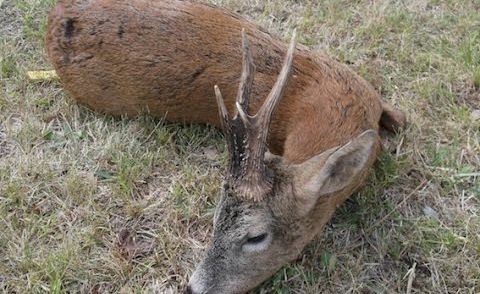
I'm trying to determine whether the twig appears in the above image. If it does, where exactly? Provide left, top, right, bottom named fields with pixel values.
left=405, top=262, right=416, bottom=294
left=454, top=172, right=480, bottom=178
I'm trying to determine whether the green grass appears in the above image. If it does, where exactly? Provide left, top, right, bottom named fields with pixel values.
left=1, top=0, right=479, bottom=293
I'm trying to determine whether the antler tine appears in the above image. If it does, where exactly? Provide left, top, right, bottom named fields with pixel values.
left=214, top=85, right=229, bottom=131
left=254, top=29, right=297, bottom=128
left=235, top=28, right=255, bottom=121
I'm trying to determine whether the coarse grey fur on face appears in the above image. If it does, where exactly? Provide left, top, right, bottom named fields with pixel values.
left=187, top=130, right=379, bottom=294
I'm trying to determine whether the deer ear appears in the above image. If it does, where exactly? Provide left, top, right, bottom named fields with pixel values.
left=293, top=130, right=379, bottom=213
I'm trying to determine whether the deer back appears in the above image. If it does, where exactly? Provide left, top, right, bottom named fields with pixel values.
left=46, top=0, right=383, bottom=163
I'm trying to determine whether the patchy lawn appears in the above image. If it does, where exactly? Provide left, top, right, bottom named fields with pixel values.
left=1, top=0, right=479, bottom=293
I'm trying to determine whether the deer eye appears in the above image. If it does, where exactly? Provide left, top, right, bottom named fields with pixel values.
left=243, top=232, right=271, bottom=253
left=246, top=233, right=267, bottom=244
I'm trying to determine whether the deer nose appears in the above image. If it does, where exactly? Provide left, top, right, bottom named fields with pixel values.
left=184, top=285, right=196, bottom=294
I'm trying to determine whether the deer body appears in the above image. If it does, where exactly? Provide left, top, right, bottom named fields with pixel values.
left=45, top=0, right=398, bottom=162
left=46, top=0, right=405, bottom=293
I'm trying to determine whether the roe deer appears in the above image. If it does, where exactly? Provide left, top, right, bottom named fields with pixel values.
left=46, top=0, right=406, bottom=293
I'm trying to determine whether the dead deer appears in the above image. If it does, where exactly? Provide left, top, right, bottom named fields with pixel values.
left=46, top=0, right=406, bottom=293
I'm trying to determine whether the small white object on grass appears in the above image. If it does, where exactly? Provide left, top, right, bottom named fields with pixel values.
left=423, top=206, right=438, bottom=218
left=471, top=109, right=480, bottom=121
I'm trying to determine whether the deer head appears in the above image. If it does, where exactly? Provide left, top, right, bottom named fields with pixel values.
left=186, top=30, right=379, bottom=294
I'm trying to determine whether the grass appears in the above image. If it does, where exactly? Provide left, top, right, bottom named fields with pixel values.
left=1, top=0, right=479, bottom=292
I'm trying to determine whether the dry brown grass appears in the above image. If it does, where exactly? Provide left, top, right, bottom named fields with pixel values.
left=1, top=0, right=479, bottom=293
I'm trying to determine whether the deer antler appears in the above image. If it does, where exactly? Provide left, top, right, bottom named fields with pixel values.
left=215, top=28, right=297, bottom=201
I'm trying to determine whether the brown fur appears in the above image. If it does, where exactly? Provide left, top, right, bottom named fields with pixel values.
left=45, top=0, right=404, bottom=164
